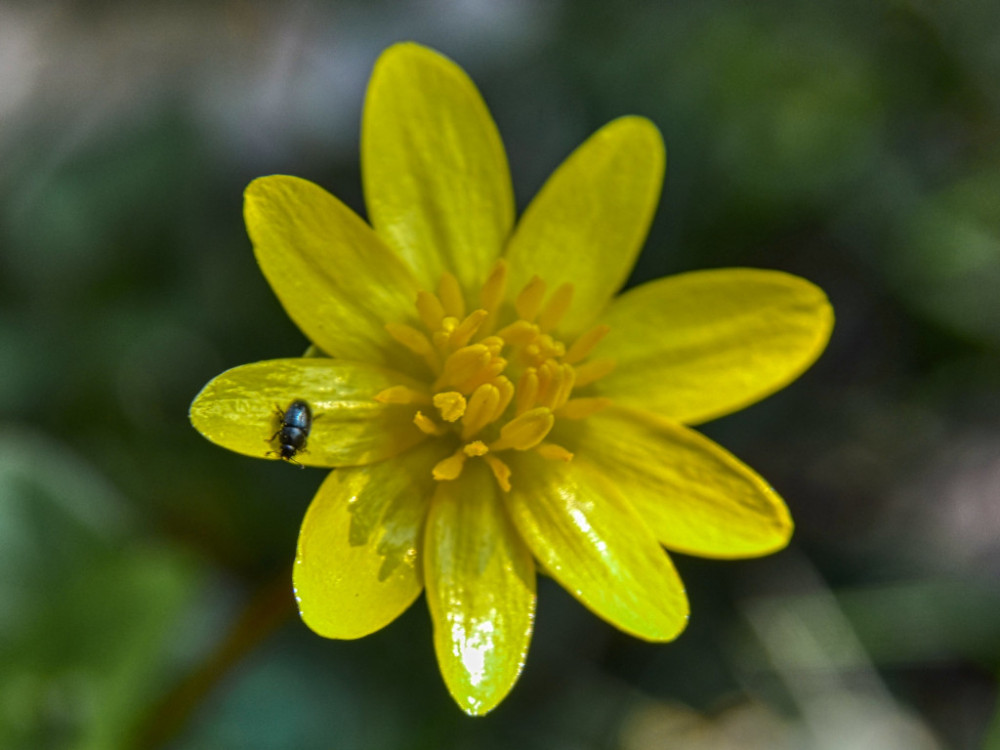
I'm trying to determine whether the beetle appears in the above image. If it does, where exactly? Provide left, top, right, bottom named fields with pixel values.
left=268, top=399, right=312, bottom=467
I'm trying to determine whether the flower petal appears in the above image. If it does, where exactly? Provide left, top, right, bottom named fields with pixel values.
left=294, top=442, right=443, bottom=639
left=593, top=268, right=834, bottom=425
left=189, top=358, right=426, bottom=467
left=558, top=406, right=793, bottom=558
left=362, top=42, right=515, bottom=297
left=505, top=452, right=688, bottom=641
left=245, top=175, right=424, bottom=371
left=424, top=461, right=536, bottom=716
left=504, top=117, right=665, bottom=336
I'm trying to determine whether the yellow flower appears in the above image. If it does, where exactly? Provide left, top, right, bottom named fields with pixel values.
left=190, top=43, right=833, bottom=715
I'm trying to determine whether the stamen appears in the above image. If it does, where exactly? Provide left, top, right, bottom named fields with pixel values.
left=385, top=322, right=441, bottom=371
left=490, top=407, right=554, bottom=452
left=483, top=454, right=512, bottom=492
left=515, top=368, right=539, bottom=415
left=375, top=385, right=432, bottom=405
left=433, top=391, right=467, bottom=422
left=414, top=411, right=448, bottom=436
left=556, top=397, right=612, bottom=420
left=550, top=363, right=576, bottom=410
left=514, top=276, right=547, bottom=322
left=495, top=320, right=537, bottom=346
left=564, top=324, right=611, bottom=365
left=463, top=440, right=489, bottom=457
left=493, top=376, right=515, bottom=421
left=434, top=345, right=491, bottom=391
left=572, top=358, right=616, bottom=387
left=535, top=360, right=557, bottom=406
left=450, top=309, right=489, bottom=349
left=416, top=290, right=446, bottom=332
left=433, top=449, right=467, bottom=481
left=537, top=283, right=574, bottom=333
left=479, top=260, right=508, bottom=319
left=536, top=442, right=574, bottom=462
left=438, top=272, right=466, bottom=319
left=461, top=383, right=501, bottom=440
left=458, top=357, right=507, bottom=394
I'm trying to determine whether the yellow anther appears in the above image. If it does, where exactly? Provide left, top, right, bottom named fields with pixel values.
left=495, top=320, right=538, bottom=346
left=564, top=324, right=611, bottom=365
left=536, top=442, right=574, bottom=462
left=491, top=407, right=554, bottom=452
left=463, top=440, right=489, bottom=457
left=537, top=282, right=574, bottom=333
left=432, top=449, right=467, bottom=481
left=434, top=345, right=491, bottom=390
left=535, top=359, right=558, bottom=406
left=461, top=383, right=501, bottom=440
left=556, top=397, right=612, bottom=420
left=433, top=391, right=467, bottom=422
left=385, top=322, right=434, bottom=356
left=572, top=358, right=616, bottom=387
left=416, top=290, right=446, bottom=332
left=483, top=454, right=512, bottom=492
left=450, top=309, right=489, bottom=349
left=438, top=272, right=466, bottom=319
left=385, top=322, right=441, bottom=371
left=550, top=363, right=576, bottom=410
left=414, top=411, right=448, bottom=436
left=459, top=357, right=507, bottom=394
left=480, top=336, right=505, bottom=355
left=479, top=259, right=508, bottom=317
left=537, top=334, right=565, bottom=360
left=514, top=276, right=547, bottom=322
left=374, top=385, right=432, bottom=405
left=515, top=368, right=539, bottom=415
left=493, top=376, right=515, bottom=421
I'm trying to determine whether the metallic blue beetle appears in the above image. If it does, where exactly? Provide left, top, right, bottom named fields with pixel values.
left=269, top=400, right=312, bottom=467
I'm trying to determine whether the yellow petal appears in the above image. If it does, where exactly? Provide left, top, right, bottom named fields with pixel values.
left=245, top=175, right=424, bottom=372
left=504, top=117, right=665, bottom=336
left=362, top=42, right=514, bottom=298
left=504, top=453, right=688, bottom=641
left=424, top=461, right=536, bottom=715
left=189, top=358, right=426, bottom=467
left=560, top=406, right=793, bottom=558
left=593, top=268, right=834, bottom=425
left=294, top=442, right=443, bottom=639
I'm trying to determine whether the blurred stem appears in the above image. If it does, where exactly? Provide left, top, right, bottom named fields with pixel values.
left=129, top=569, right=296, bottom=749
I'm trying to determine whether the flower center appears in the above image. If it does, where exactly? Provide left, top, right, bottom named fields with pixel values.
left=375, top=260, right=615, bottom=491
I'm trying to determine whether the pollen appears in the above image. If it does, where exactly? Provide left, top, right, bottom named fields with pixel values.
left=381, top=261, right=617, bottom=491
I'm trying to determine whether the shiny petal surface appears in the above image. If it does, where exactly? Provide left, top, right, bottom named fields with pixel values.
left=294, top=442, right=443, bottom=639
left=504, top=117, right=665, bottom=336
left=505, top=453, right=688, bottom=641
left=593, top=268, right=834, bottom=425
left=424, top=461, right=536, bottom=715
left=363, top=42, right=514, bottom=296
left=189, top=358, right=426, bottom=467
left=245, top=175, right=424, bottom=372
left=558, top=406, right=792, bottom=558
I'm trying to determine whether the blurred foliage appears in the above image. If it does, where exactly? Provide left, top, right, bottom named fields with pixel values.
left=1, top=0, right=999, bottom=748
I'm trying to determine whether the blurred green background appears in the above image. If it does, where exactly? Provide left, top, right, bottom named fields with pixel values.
left=2, top=0, right=1000, bottom=748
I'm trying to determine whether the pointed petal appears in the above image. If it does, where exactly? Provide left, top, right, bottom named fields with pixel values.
left=294, top=442, right=443, bottom=639
left=189, top=358, right=426, bottom=467
left=245, top=175, right=424, bottom=372
left=559, top=406, right=793, bottom=558
left=363, top=42, right=514, bottom=297
left=504, top=117, right=665, bottom=336
left=424, top=462, right=536, bottom=715
left=505, top=452, right=688, bottom=641
left=592, top=268, right=834, bottom=425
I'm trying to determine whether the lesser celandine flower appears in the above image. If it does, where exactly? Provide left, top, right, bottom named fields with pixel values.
left=190, top=42, right=833, bottom=714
